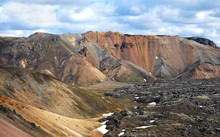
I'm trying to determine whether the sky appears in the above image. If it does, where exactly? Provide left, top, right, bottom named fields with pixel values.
left=0, top=0, right=220, bottom=45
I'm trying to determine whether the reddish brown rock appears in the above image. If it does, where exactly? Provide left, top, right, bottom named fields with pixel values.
left=0, top=31, right=220, bottom=85
left=83, top=31, right=220, bottom=79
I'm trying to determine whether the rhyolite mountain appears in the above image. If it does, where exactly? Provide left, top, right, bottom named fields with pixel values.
left=0, top=31, right=220, bottom=137
left=0, top=31, right=220, bottom=85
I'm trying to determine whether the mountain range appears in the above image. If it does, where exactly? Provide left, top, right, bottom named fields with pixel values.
left=0, top=31, right=220, bottom=137
left=0, top=31, right=220, bottom=85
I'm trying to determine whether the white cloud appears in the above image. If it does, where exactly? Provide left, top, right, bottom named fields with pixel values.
left=0, top=30, right=25, bottom=37
left=0, top=29, right=48, bottom=37
left=64, top=8, right=96, bottom=22
left=195, top=10, right=216, bottom=21
left=58, top=1, right=116, bottom=23
left=0, top=6, right=9, bottom=22
left=3, top=2, right=58, bottom=28
left=54, top=1, right=118, bottom=33
left=130, top=5, right=146, bottom=14
left=0, top=0, right=219, bottom=46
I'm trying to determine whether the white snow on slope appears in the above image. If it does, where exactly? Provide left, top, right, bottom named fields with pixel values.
left=118, top=131, right=125, bottom=136
left=148, top=102, right=156, bottom=106
left=136, top=125, right=153, bottom=129
left=96, top=125, right=108, bottom=134
left=102, top=113, right=113, bottom=117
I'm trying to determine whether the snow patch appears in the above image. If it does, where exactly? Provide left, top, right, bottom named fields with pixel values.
left=44, top=69, right=53, bottom=76
left=148, top=102, right=156, bottom=106
left=144, top=78, right=147, bottom=82
left=118, top=132, right=125, bottom=136
left=96, top=125, right=108, bottom=134
left=150, top=120, right=155, bottom=123
left=101, top=121, right=108, bottom=125
left=102, top=113, right=113, bottom=118
left=55, top=56, right=58, bottom=61
left=134, top=97, right=139, bottom=99
left=61, top=60, right=66, bottom=66
left=155, top=56, right=158, bottom=59
left=136, top=125, right=153, bottom=129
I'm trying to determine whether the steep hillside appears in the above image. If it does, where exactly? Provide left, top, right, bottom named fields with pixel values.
left=82, top=31, right=220, bottom=79
left=0, top=31, right=220, bottom=85
left=0, top=66, right=134, bottom=118
left=0, top=32, right=154, bottom=85
left=0, top=96, right=99, bottom=137
left=0, top=66, right=138, bottom=136
left=0, top=33, right=108, bottom=85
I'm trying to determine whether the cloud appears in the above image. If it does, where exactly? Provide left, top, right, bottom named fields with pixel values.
left=0, top=7, right=8, bottom=22
left=2, top=2, right=58, bottom=29
left=0, top=29, right=48, bottom=37
left=0, top=0, right=219, bottom=46
left=58, top=2, right=115, bottom=23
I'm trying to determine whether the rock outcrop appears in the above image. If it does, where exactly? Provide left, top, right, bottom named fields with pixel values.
left=82, top=31, right=220, bottom=79
left=186, top=37, right=218, bottom=48
left=0, top=31, right=220, bottom=85
left=103, top=78, right=220, bottom=137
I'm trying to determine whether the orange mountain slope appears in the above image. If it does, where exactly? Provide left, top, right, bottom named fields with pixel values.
left=0, top=31, right=220, bottom=85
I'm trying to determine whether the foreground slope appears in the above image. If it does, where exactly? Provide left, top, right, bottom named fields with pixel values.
left=0, top=96, right=99, bottom=137
left=0, top=66, right=137, bottom=136
left=0, top=114, right=32, bottom=137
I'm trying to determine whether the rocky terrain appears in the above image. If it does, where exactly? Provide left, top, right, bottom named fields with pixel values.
left=186, top=37, right=218, bottom=48
left=102, top=78, right=220, bottom=137
left=0, top=31, right=220, bottom=136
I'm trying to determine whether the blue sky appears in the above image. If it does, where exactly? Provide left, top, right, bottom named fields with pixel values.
left=0, top=0, right=220, bottom=45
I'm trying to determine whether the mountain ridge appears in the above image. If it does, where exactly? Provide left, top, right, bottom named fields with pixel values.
left=0, top=31, right=220, bottom=85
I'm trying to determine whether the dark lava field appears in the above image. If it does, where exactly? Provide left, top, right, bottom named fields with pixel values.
left=102, top=78, right=220, bottom=137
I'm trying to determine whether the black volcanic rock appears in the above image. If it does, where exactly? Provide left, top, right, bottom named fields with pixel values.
left=186, top=37, right=218, bottom=48
left=102, top=78, right=220, bottom=137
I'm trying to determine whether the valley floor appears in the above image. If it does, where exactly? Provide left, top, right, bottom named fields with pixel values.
left=0, top=74, right=220, bottom=137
